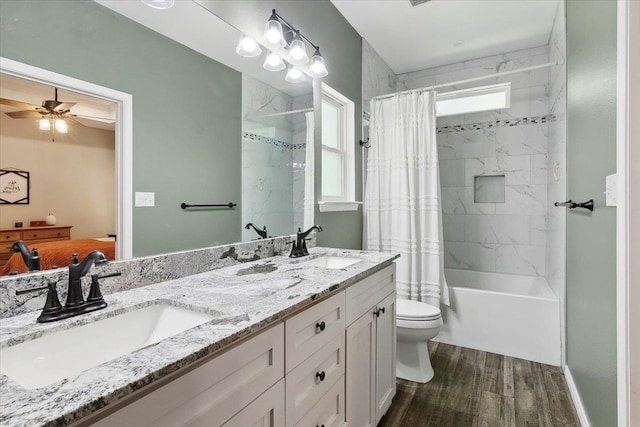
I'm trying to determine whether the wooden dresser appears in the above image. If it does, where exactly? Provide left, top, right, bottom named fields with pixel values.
left=0, top=225, right=72, bottom=270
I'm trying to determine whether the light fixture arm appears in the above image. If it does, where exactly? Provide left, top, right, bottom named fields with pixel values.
left=272, top=10, right=320, bottom=51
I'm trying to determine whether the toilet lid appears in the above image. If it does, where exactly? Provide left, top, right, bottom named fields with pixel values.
left=396, top=299, right=441, bottom=320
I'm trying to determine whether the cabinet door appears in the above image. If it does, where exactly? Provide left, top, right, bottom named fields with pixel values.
left=345, top=309, right=376, bottom=427
left=375, top=292, right=396, bottom=424
left=220, top=380, right=284, bottom=427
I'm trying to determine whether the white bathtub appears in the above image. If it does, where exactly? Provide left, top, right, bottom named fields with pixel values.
left=435, top=268, right=562, bottom=366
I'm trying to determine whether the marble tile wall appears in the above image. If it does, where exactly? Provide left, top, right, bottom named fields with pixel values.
left=546, top=2, right=567, bottom=297
left=241, top=76, right=310, bottom=241
left=398, top=46, right=555, bottom=277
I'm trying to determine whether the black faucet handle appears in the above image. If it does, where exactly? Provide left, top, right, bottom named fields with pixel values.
left=71, top=253, right=79, bottom=264
left=97, top=272, right=122, bottom=280
left=15, top=284, right=49, bottom=295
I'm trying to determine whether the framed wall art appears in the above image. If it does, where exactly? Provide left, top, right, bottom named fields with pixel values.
left=0, top=169, right=30, bottom=204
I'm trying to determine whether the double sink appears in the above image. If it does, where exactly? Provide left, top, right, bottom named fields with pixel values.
left=0, top=255, right=362, bottom=390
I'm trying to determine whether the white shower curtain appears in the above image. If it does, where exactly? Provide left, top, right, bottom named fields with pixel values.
left=364, top=91, right=449, bottom=307
left=303, top=111, right=315, bottom=229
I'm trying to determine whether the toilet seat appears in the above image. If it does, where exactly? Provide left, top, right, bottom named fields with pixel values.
left=396, top=299, right=441, bottom=321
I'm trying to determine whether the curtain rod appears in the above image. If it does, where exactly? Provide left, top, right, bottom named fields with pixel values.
left=245, top=107, right=313, bottom=120
left=372, top=61, right=564, bottom=101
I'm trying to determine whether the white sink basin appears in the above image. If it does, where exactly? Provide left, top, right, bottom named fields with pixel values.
left=0, top=302, right=216, bottom=389
left=298, top=256, right=362, bottom=269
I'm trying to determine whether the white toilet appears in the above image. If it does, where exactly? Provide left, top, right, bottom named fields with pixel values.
left=396, top=299, right=442, bottom=383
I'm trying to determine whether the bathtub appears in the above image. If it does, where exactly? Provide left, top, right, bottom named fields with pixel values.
left=435, top=268, right=561, bottom=366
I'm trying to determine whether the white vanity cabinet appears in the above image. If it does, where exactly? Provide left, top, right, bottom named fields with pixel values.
left=345, top=264, right=396, bottom=426
left=74, top=263, right=396, bottom=427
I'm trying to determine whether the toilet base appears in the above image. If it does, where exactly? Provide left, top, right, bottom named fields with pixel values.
left=396, top=340, right=434, bottom=383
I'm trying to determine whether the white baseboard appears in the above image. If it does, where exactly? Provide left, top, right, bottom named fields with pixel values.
left=563, top=365, right=591, bottom=427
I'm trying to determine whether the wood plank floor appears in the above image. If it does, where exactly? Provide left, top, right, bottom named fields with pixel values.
left=379, top=342, right=580, bottom=427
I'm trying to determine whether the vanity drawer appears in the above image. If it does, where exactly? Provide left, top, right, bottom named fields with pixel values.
left=294, top=375, right=346, bottom=427
left=346, top=264, right=395, bottom=325
left=219, top=379, right=284, bottom=427
left=285, top=291, right=345, bottom=372
left=286, top=332, right=345, bottom=427
left=92, top=323, right=284, bottom=427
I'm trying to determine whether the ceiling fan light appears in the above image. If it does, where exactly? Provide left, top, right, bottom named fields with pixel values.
left=264, top=10, right=285, bottom=47
left=308, top=48, right=328, bottom=78
left=141, top=0, right=175, bottom=10
left=285, top=65, right=306, bottom=84
left=55, top=118, right=68, bottom=134
left=39, top=118, right=51, bottom=131
left=236, top=34, right=262, bottom=58
left=263, top=52, right=286, bottom=72
left=287, top=32, right=309, bottom=65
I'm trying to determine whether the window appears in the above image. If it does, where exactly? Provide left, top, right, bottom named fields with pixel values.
left=319, top=84, right=359, bottom=211
left=436, top=82, right=511, bottom=117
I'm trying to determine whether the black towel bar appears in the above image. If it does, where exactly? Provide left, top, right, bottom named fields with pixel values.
left=554, top=199, right=594, bottom=211
left=180, top=202, right=236, bottom=209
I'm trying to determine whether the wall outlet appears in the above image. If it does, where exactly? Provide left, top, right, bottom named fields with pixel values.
left=605, top=174, right=617, bottom=207
left=135, top=192, right=155, bottom=207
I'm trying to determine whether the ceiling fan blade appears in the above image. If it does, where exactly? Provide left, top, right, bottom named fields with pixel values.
left=53, top=102, right=76, bottom=112
left=66, top=116, right=86, bottom=127
left=70, top=113, right=115, bottom=123
left=5, top=110, right=43, bottom=119
left=0, top=98, right=39, bottom=110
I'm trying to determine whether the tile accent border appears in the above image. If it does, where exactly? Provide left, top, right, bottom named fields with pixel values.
left=242, top=131, right=306, bottom=150
left=437, top=114, right=557, bottom=134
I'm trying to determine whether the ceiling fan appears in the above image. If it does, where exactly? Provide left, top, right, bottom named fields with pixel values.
left=0, top=88, right=114, bottom=131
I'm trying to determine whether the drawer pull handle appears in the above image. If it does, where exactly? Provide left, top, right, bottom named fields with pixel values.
left=316, top=371, right=326, bottom=382
left=315, top=321, right=326, bottom=333
left=379, top=307, right=386, bottom=315
left=374, top=308, right=380, bottom=317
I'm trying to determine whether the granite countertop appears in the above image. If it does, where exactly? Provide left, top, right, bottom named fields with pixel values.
left=0, top=247, right=398, bottom=427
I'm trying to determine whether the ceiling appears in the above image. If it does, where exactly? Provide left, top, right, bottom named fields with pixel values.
left=330, top=0, right=560, bottom=74
left=0, top=74, right=117, bottom=131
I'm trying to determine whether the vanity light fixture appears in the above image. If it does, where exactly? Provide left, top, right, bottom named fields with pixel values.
left=141, top=0, right=175, bottom=10
left=263, top=51, right=286, bottom=71
left=309, top=47, right=328, bottom=78
left=236, top=34, right=262, bottom=58
left=285, top=65, right=306, bottom=83
left=236, top=9, right=328, bottom=81
left=287, top=31, right=309, bottom=65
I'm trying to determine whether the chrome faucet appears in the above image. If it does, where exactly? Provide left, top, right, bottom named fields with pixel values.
left=15, top=250, right=119, bottom=323
left=245, top=223, right=268, bottom=239
left=10, top=240, right=40, bottom=271
left=290, top=225, right=323, bottom=258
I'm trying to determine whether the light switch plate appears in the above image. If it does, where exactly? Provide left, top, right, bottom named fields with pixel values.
left=135, top=192, right=155, bottom=207
left=605, top=174, right=617, bottom=207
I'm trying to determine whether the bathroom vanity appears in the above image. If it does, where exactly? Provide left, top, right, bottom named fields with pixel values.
left=0, top=247, right=398, bottom=427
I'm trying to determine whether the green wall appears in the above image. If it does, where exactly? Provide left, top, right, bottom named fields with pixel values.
left=566, top=1, right=617, bottom=425
left=0, top=0, right=242, bottom=256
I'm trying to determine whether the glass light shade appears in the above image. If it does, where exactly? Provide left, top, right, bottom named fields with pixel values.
left=39, top=118, right=51, bottom=131
left=308, top=48, right=328, bottom=78
left=263, top=52, right=286, bottom=72
left=264, top=13, right=285, bottom=47
left=55, top=118, right=68, bottom=134
left=287, top=32, right=309, bottom=65
left=141, top=0, right=175, bottom=10
left=235, top=34, right=262, bottom=58
left=285, top=66, right=306, bottom=83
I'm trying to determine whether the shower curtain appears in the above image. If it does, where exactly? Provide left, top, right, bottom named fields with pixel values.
left=364, top=91, right=449, bottom=307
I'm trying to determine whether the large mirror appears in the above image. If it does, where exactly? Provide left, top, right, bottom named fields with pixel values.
left=0, top=1, right=315, bottom=275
